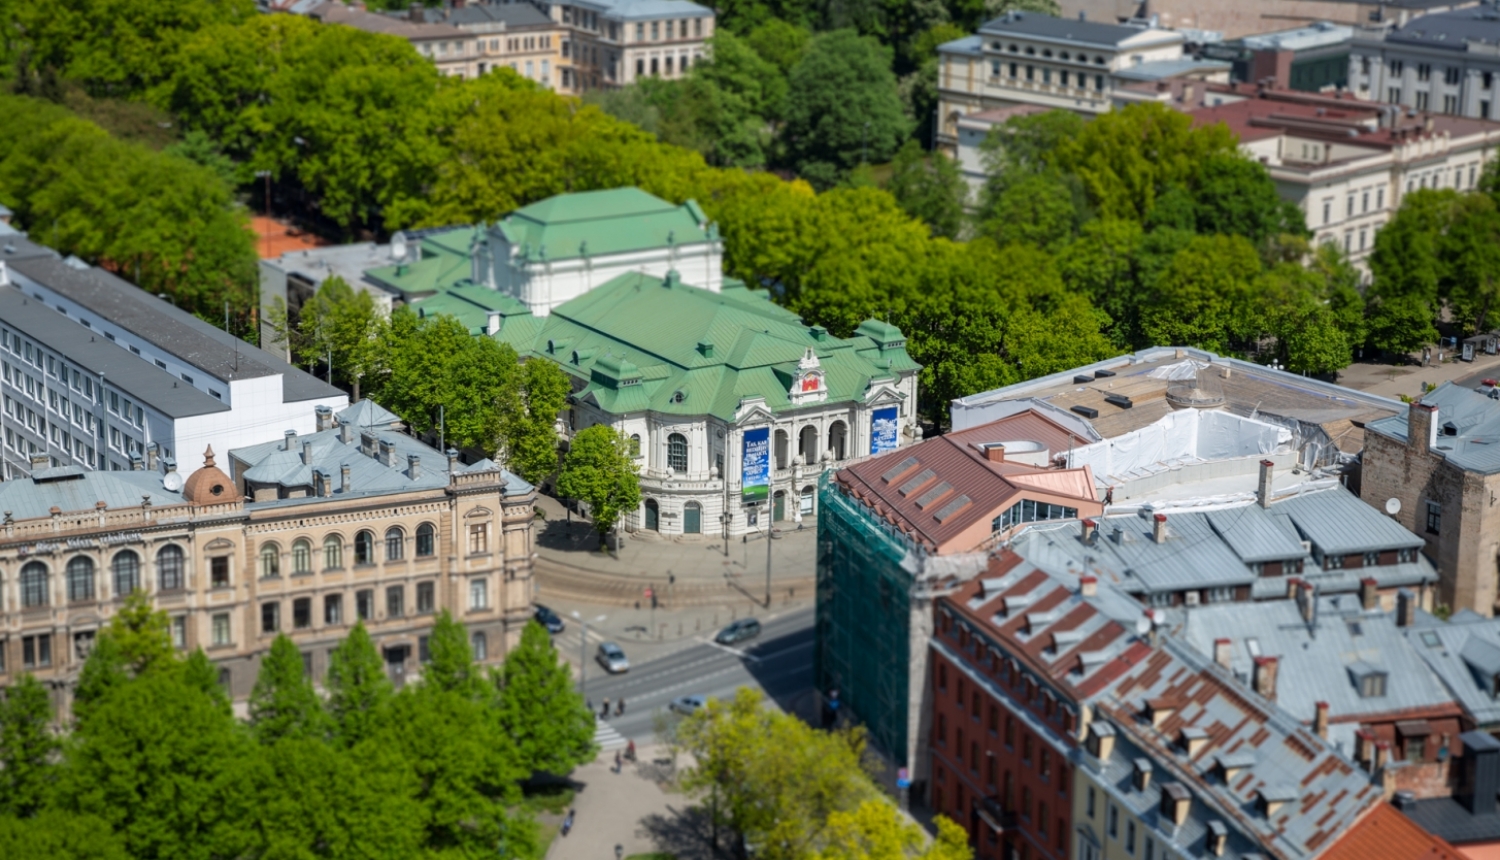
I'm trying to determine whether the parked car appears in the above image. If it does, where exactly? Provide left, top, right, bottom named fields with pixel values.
left=669, top=695, right=707, bottom=716
left=596, top=641, right=630, bottom=673
left=534, top=604, right=565, bottom=634
left=715, top=618, right=762, bottom=645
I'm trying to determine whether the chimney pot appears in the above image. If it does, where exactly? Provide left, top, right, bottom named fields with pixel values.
left=315, top=405, right=334, bottom=432
left=1257, top=459, right=1274, bottom=508
left=447, top=447, right=460, bottom=476
left=1314, top=701, right=1330, bottom=738
left=147, top=443, right=159, bottom=472
left=1360, top=578, right=1379, bottom=610
left=1213, top=638, right=1233, bottom=670
left=301, top=440, right=313, bottom=466
left=129, top=454, right=143, bottom=471
left=1080, top=575, right=1098, bottom=597
left=1082, top=518, right=1097, bottom=543
left=1153, top=513, right=1168, bottom=544
left=1253, top=656, right=1279, bottom=701
left=339, top=419, right=353, bottom=445
left=284, top=429, right=297, bottom=451
left=340, top=463, right=351, bottom=494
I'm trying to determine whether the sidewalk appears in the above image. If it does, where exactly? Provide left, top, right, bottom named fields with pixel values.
left=545, top=745, right=714, bottom=860
left=1335, top=351, right=1500, bottom=400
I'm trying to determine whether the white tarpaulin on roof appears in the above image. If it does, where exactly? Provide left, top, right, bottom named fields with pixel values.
left=1147, top=359, right=1211, bottom=381
left=1063, top=408, right=1290, bottom=485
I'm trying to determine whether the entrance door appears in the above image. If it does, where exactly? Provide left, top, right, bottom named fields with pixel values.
left=645, top=499, right=659, bottom=531
left=684, top=503, right=701, bottom=534
left=383, top=645, right=410, bottom=687
left=773, top=490, right=785, bottom=522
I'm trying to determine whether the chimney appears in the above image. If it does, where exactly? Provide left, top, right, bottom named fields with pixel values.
left=1257, top=459, right=1274, bottom=508
left=408, top=454, right=421, bottom=481
left=1213, top=638, right=1233, bottom=671
left=1110, top=525, right=1124, bottom=545
left=409, top=1, right=424, bottom=22
left=1359, top=578, right=1379, bottom=610
left=301, top=440, right=313, bottom=466
left=1374, top=740, right=1391, bottom=770
left=1081, top=518, right=1097, bottom=544
left=1295, top=579, right=1316, bottom=625
left=28, top=453, right=49, bottom=471
left=1393, top=790, right=1417, bottom=811
left=147, top=443, right=159, bottom=472
left=315, top=405, right=334, bottom=432
left=1153, top=513, right=1167, bottom=544
left=985, top=444, right=1005, bottom=463
left=340, top=463, right=351, bottom=494
left=1088, top=721, right=1116, bottom=761
left=1133, top=758, right=1154, bottom=791
left=486, top=311, right=501, bottom=336
left=129, top=454, right=143, bottom=471
left=1459, top=731, right=1500, bottom=816
left=377, top=439, right=396, bottom=467
left=1409, top=401, right=1438, bottom=456
left=447, top=447, right=459, bottom=475
left=360, top=432, right=377, bottom=458
left=313, top=469, right=328, bottom=498
left=1314, top=701, right=1330, bottom=739
left=1397, top=589, right=1416, bottom=627
left=284, top=429, right=297, bottom=451
left=1253, top=656, right=1279, bottom=701
left=1080, top=575, right=1098, bottom=598
left=339, top=419, right=353, bottom=445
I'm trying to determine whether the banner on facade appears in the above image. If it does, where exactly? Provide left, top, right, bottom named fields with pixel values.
left=870, top=407, right=899, bottom=455
left=742, top=427, right=771, bottom=504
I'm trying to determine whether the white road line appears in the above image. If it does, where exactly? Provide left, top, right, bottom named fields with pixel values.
left=706, top=640, right=760, bottom=662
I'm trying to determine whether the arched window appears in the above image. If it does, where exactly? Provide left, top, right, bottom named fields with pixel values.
left=324, top=535, right=343, bottom=570
left=292, top=539, right=312, bottom=575
left=113, top=550, right=140, bottom=597
left=386, top=528, right=405, bottom=561
left=67, top=556, right=95, bottom=602
left=667, top=433, right=688, bottom=472
left=629, top=434, right=642, bottom=458
left=259, top=544, right=280, bottom=579
left=798, top=425, right=818, bottom=464
left=828, top=421, right=848, bottom=461
left=355, top=531, right=375, bottom=565
left=20, top=561, right=47, bottom=607
left=416, top=523, right=435, bottom=557
left=157, top=545, right=184, bottom=591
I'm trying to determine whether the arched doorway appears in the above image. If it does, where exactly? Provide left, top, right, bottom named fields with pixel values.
left=774, top=429, right=790, bottom=470
left=645, top=499, right=660, bottom=531
left=800, top=485, right=816, bottom=517
left=773, top=490, right=786, bottom=522
left=684, top=502, right=702, bottom=534
left=798, top=426, right=818, bottom=465
left=827, top=421, right=847, bottom=461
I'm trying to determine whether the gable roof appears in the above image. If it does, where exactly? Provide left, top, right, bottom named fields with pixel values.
left=1323, top=802, right=1465, bottom=860
left=1367, top=382, right=1500, bottom=475
left=494, top=188, right=714, bottom=263
left=977, top=11, right=1182, bottom=49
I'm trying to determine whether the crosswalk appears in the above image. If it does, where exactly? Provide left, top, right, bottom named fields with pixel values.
left=549, top=625, right=605, bottom=669
left=593, top=717, right=628, bottom=750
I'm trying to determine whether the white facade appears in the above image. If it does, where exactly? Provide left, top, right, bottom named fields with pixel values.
left=546, top=0, right=714, bottom=89
left=1348, top=10, right=1500, bottom=121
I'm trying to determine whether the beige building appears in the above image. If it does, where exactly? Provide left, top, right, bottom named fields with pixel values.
left=545, top=0, right=714, bottom=90
left=309, top=1, right=481, bottom=78
left=0, top=400, right=537, bottom=711
left=441, top=2, right=567, bottom=88
left=1055, top=0, right=1479, bottom=41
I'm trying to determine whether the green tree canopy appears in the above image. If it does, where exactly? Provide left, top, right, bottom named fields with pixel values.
left=497, top=621, right=596, bottom=775
left=884, top=139, right=967, bottom=239
left=781, top=29, right=910, bottom=188
left=249, top=634, right=329, bottom=744
left=505, top=358, right=573, bottom=485
left=325, top=621, right=394, bottom=748
left=556, top=424, right=643, bottom=547
left=0, top=674, right=59, bottom=818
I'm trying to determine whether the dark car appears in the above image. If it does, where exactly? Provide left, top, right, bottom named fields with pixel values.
left=534, top=604, right=565, bottom=634
left=715, top=618, right=761, bottom=645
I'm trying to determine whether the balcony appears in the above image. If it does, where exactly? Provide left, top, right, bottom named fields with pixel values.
left=975, top=796, right=1017, bottom=832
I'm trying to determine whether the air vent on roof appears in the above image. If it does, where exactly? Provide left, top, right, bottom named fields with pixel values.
left=898, top=469, right=937, bottom=497
left=934, top=495, right=972, bottom=523
left=915, top=481, right=954, bottom=509
left=1071, top=405, right=1099, bottom=419
left=1074, top=374, right=1095, bottom=384
left=1105, top=394, right=1133, bottom=409
left=1094, top=368, right=1116, bottom=378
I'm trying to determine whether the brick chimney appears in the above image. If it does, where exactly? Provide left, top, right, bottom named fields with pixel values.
left=1153, top=513, right=1168, bottom=544
left=1397, top=589, right=1416, bottom=627
left=315, top=405, right=334, bottom=432
left=1360, top=578, right=1379, bottom=611
left=1409, top=401, right=1438, bottom=456
left=1213, top=638, right=1233, bottom=671
left=985, top=444, right=1005, bottom=463
left=1314, top=701, right=1329, bottom=739
left=301, top=440, right=313, bottom=466
left=340, top=463, right=351, bottom=494
left=1253, top=656, right=1279, bottom=701
left=1080, top=575, right=1098, bottom=598
left=1257, top=459, right=1274, bottom=508
left=1081, top=518, right=1097, bottom=545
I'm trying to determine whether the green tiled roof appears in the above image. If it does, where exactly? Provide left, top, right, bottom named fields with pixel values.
left=521, top=271, right=918, bottom=421
left=366, top=227, right=478, bottom=298
left=497, top=188, right=714, bottom=263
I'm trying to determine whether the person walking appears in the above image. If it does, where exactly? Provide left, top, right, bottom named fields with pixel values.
left=560, top=809, right=575, bottom=837
left=614, top=749, right=623, bottom=773
left=601, top=697, right=611, bottom=719
left=616, top=697, right=626, bottom=717
left=626, top=739, right=636, bottom=762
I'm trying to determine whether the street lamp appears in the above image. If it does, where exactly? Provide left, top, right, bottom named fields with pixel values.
left=570, top=610, right=606, bottom=705
left=254, top=170, right=273, bottom=258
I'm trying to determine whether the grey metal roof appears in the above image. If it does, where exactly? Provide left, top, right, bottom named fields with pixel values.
left=1404, top=796, right=1500, bottom=846
left=1249, top=561, right=1435, bottom=600
left=1408, top=614, right=1500, bottom=728
left=1386, top=6, right=1500, bottom=52
left=1366, top=382, right=1500, bottom=474
left=441, top=2, right=553, bottom=27
left=0, top=285, right=229, bottom=420
left=977, top=11, right=1180, bottom=48
left=938, top=34, right=983, bottom=55
left=9, top=255, right=342, bottom=403
left=0, top=468, right=184, bottom=523
left=1112, top=58, right=1233, bottom=81
left=1204, top=508, right=1305, bottom=563
left=1176, top=596, right=1457, bottom=736
left=1274, top=486, right=1425, bottom=555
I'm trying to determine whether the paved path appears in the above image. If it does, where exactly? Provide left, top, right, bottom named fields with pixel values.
left=546, top=744, right=708, bottom=860
left=1334, top=351, right=1500, bottom=400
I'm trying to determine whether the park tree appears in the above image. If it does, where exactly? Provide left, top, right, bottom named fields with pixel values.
left=1369, top=189, right=1452, bottom=308
left=556, top=424, right=643, bottom=550
left=325, top=621, right=394, bottom=747
left=815, top=800, right=971, bottom=860
left=744, top=19, right=812, bottom=75
left=505, top=358, right=572, bottom=485
left=72, top=632, right=127, bottom=728
left=496, top=621, right=596, bottom=775
left=781, top=29, right=910, bottom=188
left=0, top=674, right=59, bottom=818
left=284, top=277, right=387, bottom=399
left=1191, top=152, right=1307, bottom=244
left=105, top=590, right=174, bottom=675
left=1441, top=192, right=1500, bottom=333
left=181, top=648, right=231, bottom=717
left=0, top=811, right=128, bottom=860
left=423, top=611, right=487, bottom=700
left=249, top=634, right=329, bottom=744
left=1139, top=234, right=1264, bottom=351
left=884, top=139, right=967, bottom=239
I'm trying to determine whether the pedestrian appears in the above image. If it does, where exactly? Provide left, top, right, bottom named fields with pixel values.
left=586, top=698, right=593, bottom=715
left=616, top=697, right=626, bottom=717
left=614, top=749, right=623, bottom=772
left=601, top=697, right=610, bottom=719
left=561, top=809, right=574, bottom=837
left=626, top=739, right=636, bottom=762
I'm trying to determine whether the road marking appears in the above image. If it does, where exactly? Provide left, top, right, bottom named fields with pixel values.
left=706, top=640, right=760, bottom=662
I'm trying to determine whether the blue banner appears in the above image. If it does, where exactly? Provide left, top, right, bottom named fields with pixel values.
left=742, top=427, right=771, bottom=504
left=870, top=407, right=899, bottom=455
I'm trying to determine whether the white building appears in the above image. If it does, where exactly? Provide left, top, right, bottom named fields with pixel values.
left=1348, top=6, right=1500, bottom=121
left=0, top=236, right=347, bottom=478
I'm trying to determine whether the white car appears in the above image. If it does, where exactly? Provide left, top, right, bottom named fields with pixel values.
left=669, top=695, right=706, bottom=715
left=596, top=642, right=629, bottom=674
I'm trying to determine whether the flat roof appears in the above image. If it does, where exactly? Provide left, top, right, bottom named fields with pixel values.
left=978, top=11, right=1182, bottom=49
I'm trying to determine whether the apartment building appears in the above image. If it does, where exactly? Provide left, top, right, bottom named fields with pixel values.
left=535, top=0, right=713, bottom=90
left=307, top=2, right=481, bottom=78
left=0, top=237, right=347, bottom=481
left=0, top=400, right=537, bottom=712
left=1348, top=4, right=1500, bottom=120
left=444, top=1, right=566, bottom=86
left=1054, top=0, right=1479, bottom=41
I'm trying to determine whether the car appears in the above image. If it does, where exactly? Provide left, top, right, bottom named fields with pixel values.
left=715, top=618, right=762, bottom=645
left=669, top=695, right=706, bottom=716
left=596, top=641, right=629, bottom=674
left=533, top=604, right=565, bottom=634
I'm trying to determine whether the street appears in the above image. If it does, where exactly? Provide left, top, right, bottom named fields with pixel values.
left=553, top=605, right=817, bottom=744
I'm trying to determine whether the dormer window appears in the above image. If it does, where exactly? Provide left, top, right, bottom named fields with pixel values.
left=1348, top=661, right=1388, bottom=698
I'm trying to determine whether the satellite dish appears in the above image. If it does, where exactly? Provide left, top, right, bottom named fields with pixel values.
left=391, top=231, right=409, bottom=262
left=1135, top=615, right=1152, bottom=636
left=1384, top=497, right=1401, bottom=516
left=162, top=472, right=184, bottom=493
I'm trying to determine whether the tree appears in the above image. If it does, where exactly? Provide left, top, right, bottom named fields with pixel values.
left=423, top=611, right=486, bottom=699
left=744, top=19, right=812, bottom=76
left=1139, top=234, right=1264, bottom=351
left=0, top=811, right=128, bottom=860
left=72, top=632, right=127, bottom=729
left=291, top=276, right=387, bottom=399
left=781, top=29, right=910, bottom=188
left=814, top=801, right=970, bottom=860
left=249, top=634, right=329, bottom=744
left=1367, top=293, right=1438, bottom=356
left=1441, top=192, right=1500, bottom=333
left=496, top=621, right=596, bottom=775
left=1191, top=153, right=1307, bottom=244
left=505, top=358, right=572, bottom=485
left=884, top=140, right=966, bottom=239
left=105, top=590, right=174, bottom=675
left=181, top=648, right=231, bottom=717
left=325, top=621, right=394, bottom=747
left=556, top=424, right=643, bottom=550
left=0, top=674, right=59, bottom=818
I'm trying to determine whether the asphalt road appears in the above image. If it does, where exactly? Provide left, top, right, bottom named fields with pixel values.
left=564, top=605, right=816, bottom=743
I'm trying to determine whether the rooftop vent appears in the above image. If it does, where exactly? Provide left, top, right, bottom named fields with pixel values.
left=1165, top=364, right=1226, bottom=409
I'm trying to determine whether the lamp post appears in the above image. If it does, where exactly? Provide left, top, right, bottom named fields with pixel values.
left=764, top=514, right=774, bottom=609
left=254, top=170, right=273, bottom=258
left=570, top=610, right=606, bottom=705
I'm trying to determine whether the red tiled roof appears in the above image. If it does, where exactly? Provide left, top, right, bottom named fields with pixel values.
left=1321, top=803, right=1466, bottom=860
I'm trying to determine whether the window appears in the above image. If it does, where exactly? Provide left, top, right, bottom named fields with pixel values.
left=1443, top=94, right=1459, bottom=114
left=416, top=523, right=435, bottom=557
left=260, top=544, right=280, bottom=578
left=387, top=585, right=405, bottom=618
left=1378, top=187, right=1385, bottom=209
left=419, top=636, right=431, bottom=664
left=20, top=561, right=47, bottom=607
left=158, top=545, right=184, bottom=591
left=213, top=613, right=231, bottom=646
left=1145, top=839, right=1154, bottom=860
left=291, top=539, right=311, bottom=574
left=1041, top=748, right=1050, bottom=779
left=1445, top=66, right=1460, bottom=85
left=1023, top=733, right=1033, bottom=764
left=1407, top=736, right=1427, bottom=762
left=325, top=594, right=343, bottom=626
left=468, top=523, right=489, bottom=554
left=1088, top=787, right=1096, bottom=818
left=292, top=597, right=312, bottom=630
left=470, top=578, right=489, bottom=610
left=324, top=536, right=343, bottom=569
left=667, top=433, right=688, bottom=472
left=112, top=551, right=139, bottom=597
left=1389, top=86, right=1402, bottom=104
left=385, top=528, right=404, bottom=561
left=472, top=632, right=488, bottom=661
left=1022, top=786, right=1031, bottom=819
left=1418, top=63, right=1431, bottom=81
left=73, top=630, right=95, bottom=662
left=67, top=556, right=95, bottom=602
left=355, top=531, right=375, bottom=565
left=22, top=634, right=50, bottom=668
left=356, top=589, right=374, bottom=621
left=1005, top=715, right=1014, bottom=748
left=261, top=601, right=280, bottom=634
left=1025, top=65, right=1034, bottom=81
left=1416, top=91, right=1430, bottom=111
left=991, top=500, right=1079, bottom=532
left=172, top=616, right=186, bottom=649
left=1127, top=820, right=1136, bottom=855
left=1039, top=802, right=1048, bottom=840
left=629, top=434, right=642, bottom=458
left=1108, top=804, right=1119, bottom=838
left=1426, top=500, right=1441, bottom=535
left=211, top=556, right=230, bottom=589
left=937, top=713, right=947, bottom=746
